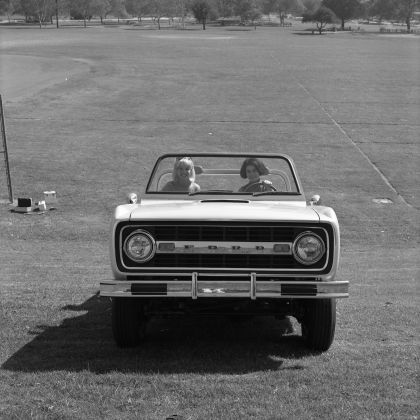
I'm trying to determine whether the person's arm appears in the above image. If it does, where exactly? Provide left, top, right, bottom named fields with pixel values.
left=189, top=183, right=200, bottom=193
left=262, top=179, right=273, bottom=190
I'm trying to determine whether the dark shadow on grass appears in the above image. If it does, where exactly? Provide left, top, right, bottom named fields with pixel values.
left=293, top=32, right=321, bottom=36
left=125, top=27, right=200, bottom=31
left=2, top=294, right=316, bottom=374
left=224, top=28, right=253, bottom=31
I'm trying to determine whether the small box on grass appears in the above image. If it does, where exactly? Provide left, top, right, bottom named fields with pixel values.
left=14, top=197, right=33, bottom=213
left=44, top=191, right=57, bottom=204
left=17, top=197, right=33, bottom=207
left=38, top=201, right=47, bottom=211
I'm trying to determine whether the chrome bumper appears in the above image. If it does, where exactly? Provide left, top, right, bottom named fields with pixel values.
left=100, top=273, right=348, bottom=299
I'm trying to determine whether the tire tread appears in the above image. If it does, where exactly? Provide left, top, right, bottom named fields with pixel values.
left=304, top=299, right=336, bottom=352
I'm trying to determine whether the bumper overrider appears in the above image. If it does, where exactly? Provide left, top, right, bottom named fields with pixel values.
left=100, top=272, right=349, bottom=299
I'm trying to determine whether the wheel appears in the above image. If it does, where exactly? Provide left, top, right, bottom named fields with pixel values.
left=301, top=299, right=336, bottom=352
left=112, top=298, right=146, bottom=348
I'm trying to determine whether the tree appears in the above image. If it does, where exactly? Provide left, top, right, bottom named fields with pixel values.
left=0, top=0, right=21, bottom=22
left=71, top=0, right=96, bottom=27
left=302, top=0, right=321, bottom=13
left=190, top=0, right=212, bottom=29
left=91, top=0, right=112, bottom=23
left=147, top=0, right=175, bottom=28
left=394, top=0, right=419, bottom=31
left=367, top=0, right=419, bottom=30
left=110, top=0, right=128, bottom=22
left=367, top=0, right=395, bottom=21
left=15, top=0, right=32, bottom=22
left=16, top=0, right=55, bottom=26
left=233, top=0, right=261, bottom=22
left=302, top=4, right=335, bottom=33
left=174, top=0, right=189, bottom=27
left=215, top=0, right=234, bottom=17
left=50, top=0, right=69, bottom=28
left=247, top=3, right=262, bottom=24
left=32, top=0, right=54, bottom=27
left=263, top=0, right=304, bottom=26
left=126, top=0, right=151, bottom=21
left=322, top=0, right=362, bottom=29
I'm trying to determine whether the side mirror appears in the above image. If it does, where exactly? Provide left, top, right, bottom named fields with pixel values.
left=310, top=194, right=321, bottom=206
left=127, top=193, right=138, bottom=204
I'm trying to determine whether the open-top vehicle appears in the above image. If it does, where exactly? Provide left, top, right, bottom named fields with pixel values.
left=100, top=153, right=349, bottom=351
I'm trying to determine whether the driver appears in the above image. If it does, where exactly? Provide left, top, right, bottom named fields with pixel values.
left=239, top=158, right=274, bottom=193
left=161, top=157, right=201, bottom=193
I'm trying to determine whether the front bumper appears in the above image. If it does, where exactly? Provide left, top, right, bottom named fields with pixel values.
left=100, top=273, right=348, bottom=299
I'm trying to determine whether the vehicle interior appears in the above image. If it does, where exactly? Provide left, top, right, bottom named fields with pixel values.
left=146, top=155, right=300, bottom=195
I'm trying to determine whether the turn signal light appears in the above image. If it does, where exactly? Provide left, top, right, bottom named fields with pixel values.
left=158, top=242, right=175, bottom=251
left=273, top=243, right=291, bottom=253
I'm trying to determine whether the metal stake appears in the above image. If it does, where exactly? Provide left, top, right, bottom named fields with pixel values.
left=0, top=95, right=13, bottom=203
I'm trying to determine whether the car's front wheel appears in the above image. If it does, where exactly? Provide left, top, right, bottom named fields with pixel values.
left=112, top=298, right=146, bottom=348
left=301, top=299, right=336, bottom=352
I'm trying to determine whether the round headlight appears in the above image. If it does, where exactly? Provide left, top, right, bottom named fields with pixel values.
left=124, top=230, right=156, bottom=263
left=293, top=232, right=325, bottom=265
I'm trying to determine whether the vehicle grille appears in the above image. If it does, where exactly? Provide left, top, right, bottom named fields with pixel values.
left=151, top=225, right=296, bottom=242
left=116, top=222, right=334, bottom=273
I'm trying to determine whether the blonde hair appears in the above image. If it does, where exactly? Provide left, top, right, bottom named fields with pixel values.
left=173, top=157, right=196, bottom=183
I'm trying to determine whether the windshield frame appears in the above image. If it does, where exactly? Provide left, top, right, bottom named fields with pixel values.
left=145, top=153, right=303, bottom=197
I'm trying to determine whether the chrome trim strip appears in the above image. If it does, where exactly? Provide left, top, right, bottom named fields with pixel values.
left=156, top=241, right=292, bottom=255
left=121, top=266, right=328, bottom=273
left=103, top=280, right=348, bottom=286
left=199, top=272, right=262, bottom=277
left=123, top=267, right=326, bottom=272
left=126, top=272, right=324, bottom=278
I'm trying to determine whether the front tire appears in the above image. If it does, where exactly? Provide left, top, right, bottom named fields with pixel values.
left=301, top=299, right=336, bottom=352
left=112, top=298, right=146, bottom=348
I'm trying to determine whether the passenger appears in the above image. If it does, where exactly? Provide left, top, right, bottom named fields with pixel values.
left=161, top=157, right=201, bottom=193
left=239, top=158, right=274, bottom=193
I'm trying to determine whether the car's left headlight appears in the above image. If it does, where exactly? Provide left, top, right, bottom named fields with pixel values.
left=293, top=232, right=325, bottom=265
left=124, top=230, right=156, bottom=263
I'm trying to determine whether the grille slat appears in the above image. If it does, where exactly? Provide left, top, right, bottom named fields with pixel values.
left=149, top=225, right=297, bottom=242
left=132, top=254, right=298, bottom=268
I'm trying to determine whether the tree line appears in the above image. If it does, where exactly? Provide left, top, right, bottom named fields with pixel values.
left=0, top=0, right=418, bottom=31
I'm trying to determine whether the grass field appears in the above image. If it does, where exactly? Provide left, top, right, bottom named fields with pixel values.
left=0, top=25, right=419, bottom=419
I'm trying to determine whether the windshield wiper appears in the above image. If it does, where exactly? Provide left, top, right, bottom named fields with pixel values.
left=252, top=191, right=300, bottom=197
left=189, top=190, right=233, bottom=196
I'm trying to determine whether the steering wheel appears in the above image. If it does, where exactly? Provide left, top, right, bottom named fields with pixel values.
left=244, top=181, right=277, bottom=193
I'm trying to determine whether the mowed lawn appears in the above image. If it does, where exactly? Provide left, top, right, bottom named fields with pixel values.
left=0, top=26, right=419, bottom=419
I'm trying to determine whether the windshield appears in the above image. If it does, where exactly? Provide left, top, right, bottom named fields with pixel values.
left=146, top=154, right=301, bottom=196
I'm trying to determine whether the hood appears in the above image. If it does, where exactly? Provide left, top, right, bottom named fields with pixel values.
left=127, top=199, right=319, bottom=222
